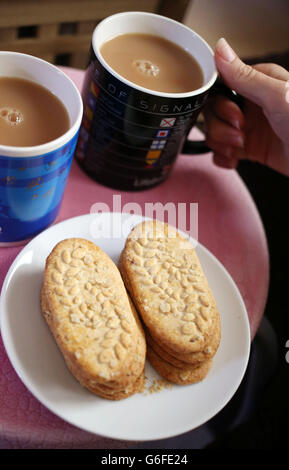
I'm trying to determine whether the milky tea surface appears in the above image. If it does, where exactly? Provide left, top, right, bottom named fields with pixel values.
left=0, top=77, right=70, bottom=147
left=100, top=33, right=204, bottom=94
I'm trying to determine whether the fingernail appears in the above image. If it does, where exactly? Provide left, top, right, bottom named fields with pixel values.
left=215, top=38, right=236, bottom=63
left=232, top=119, right=241, bottom=130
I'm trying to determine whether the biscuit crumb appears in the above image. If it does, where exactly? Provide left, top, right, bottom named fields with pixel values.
left=143, top=375, right=173, bottom=395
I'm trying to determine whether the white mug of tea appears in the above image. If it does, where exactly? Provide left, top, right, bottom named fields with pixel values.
left=75, top=11, right=240, bottom=191
left=0, top=52, right=83, bottom=245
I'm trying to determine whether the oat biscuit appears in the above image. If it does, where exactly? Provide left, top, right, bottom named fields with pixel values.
left=147, top=346, right=213, bottom=385
left=84, top=373, right=146, bottom=400
left=41, top=238, right=146, bottom=399
left=151, top=311, right=221, bottom=365
left=146, top=330, right=201, bottom=368
left=119, top=220, right=220, bottom=355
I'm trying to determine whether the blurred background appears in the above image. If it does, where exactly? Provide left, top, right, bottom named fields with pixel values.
left=0, top=0, right=288, bottom=69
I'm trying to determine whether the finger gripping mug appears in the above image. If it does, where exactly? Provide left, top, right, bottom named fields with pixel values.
left=75, top=12, right=219, bottom=191
left=0, top=52, right=83, bottom=245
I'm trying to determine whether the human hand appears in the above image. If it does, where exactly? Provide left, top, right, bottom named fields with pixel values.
left=204, top=38, right=289, bottom=176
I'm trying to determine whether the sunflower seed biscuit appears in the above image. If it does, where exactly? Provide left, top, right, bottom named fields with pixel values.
left=147, top=346, right=213, bottom=385
left=119, top=221, right=220, bottom=354
left=41, top=238, right=146, bottom=398
left=150, top=311, right=221, bottom=365
left=146, top=329, right=201, bottom=369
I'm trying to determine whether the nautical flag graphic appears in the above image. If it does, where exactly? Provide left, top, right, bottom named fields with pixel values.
left=93, top=67, right=100, bottom=79
left=160, top=117, right=176, bottom=128
left=155, top=129, right=171, bottom=138
left=145, top=149, right=161, bottom=165
left=80, top=127, right=89, bottom=143
left=85, top=105, right=93, bottom=121
left=146, top=160, right=158, bottom=167
left=90, top=80, right=99, bottom=98
left=82, top=116, right=91, bottom=131
left=76, top=127, right=89, bottom=159
left=150, top=139, right=166, bottom=150
left=88, top=92, right=97, bottom=111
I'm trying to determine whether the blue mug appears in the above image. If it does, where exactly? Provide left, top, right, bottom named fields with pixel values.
left=0, top=52, right=83, bottom=245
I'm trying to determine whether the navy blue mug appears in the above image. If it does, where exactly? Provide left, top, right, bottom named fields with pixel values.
left=75, top=12, right=219, bottom=191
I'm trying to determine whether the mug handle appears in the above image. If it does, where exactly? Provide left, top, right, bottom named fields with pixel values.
left=182, top=78, right=243, bottom=155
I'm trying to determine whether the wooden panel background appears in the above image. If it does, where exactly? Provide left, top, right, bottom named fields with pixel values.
left=0, top=0, right=191, bottom=69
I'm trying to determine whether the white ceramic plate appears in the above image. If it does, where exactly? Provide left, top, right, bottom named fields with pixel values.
left=0, top=213, right=250, bottom=441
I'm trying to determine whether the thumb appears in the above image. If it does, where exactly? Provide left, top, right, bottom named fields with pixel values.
left=215, top=38, right=283, bottom=109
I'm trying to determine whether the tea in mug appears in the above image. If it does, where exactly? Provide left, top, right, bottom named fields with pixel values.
left=0, top=77, right=70, bottom=147
left=100, top=33, right=204, bottom=93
